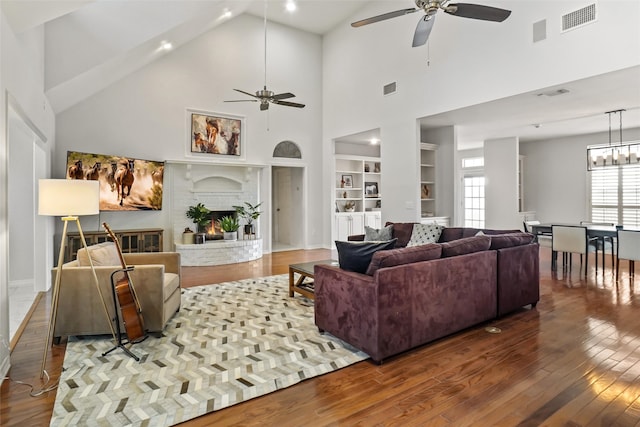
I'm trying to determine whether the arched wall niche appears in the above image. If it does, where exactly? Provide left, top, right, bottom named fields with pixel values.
left=273, top=141, right=302, bottom=159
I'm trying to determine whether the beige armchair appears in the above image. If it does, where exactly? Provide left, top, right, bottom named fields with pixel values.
left=52, top=245, right=181, bottom=340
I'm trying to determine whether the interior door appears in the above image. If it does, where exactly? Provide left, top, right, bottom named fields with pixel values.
left=273, top=167, right=292, bottom=247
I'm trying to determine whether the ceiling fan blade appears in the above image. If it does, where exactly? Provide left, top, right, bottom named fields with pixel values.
left=260, top=103, right=269, bottom=111
left=445, top=3, right=511, bottom=22
left=224, top=99, right=258, bottom=103
left=351, top=8, right=419, bottom=27
left=233, top=88, right=259, bottom=98
left=412, top=15, right=436, bottom=47
left=272, top=92, right=295, bottom=100
left=273, top=100, right=305, bottom=108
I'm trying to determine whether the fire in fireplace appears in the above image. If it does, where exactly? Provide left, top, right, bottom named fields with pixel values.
left=206, top=210, right=236, bottom=239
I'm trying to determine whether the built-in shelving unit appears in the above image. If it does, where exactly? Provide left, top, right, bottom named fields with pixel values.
left=333, top=133, right=382, bottom=242
left=335, top=156, right=382, bottom=214
left=419, top=142, right=449, bottom=227
left=420, top=143, right=437, bottom=219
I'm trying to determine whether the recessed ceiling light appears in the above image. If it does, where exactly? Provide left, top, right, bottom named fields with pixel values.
left=370, top=138, right=379, bottom=145
left=286, top=1, right=297, bottom=12
left=159, top=41, right=172, bottom=51
left=221, top=9, right=232, bottom=19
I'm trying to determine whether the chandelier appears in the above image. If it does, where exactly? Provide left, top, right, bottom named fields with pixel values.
left=587, top=109, right=640, bottom=171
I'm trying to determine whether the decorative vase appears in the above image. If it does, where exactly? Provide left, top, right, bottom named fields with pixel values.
left=223, top=231, right=238, bottom=241
left=244, top=224, right=254, bottom=237
left=194, top=233, right=207, bottom=244
left=182, top=228, right=195, bottom=244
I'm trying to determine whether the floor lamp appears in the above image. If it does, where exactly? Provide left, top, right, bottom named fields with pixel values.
left=38, top=179, right=115, bottom=379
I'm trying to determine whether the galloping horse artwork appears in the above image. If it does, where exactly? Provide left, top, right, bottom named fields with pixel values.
left=115, top=159, right=135, bottom=206
left=65, top=151, right=164, bottom=211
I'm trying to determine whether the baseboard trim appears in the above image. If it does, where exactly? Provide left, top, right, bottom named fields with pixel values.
left=10, top=292, right=44, bottom=353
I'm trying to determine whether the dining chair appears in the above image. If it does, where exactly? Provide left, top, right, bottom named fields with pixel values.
left=523, top=220, right=552, bottom=248
left=580, top=221, right=615, bottom=271
left=616, top=229, right=640, bottom=281
left=552, top=225, right=588, bottom=276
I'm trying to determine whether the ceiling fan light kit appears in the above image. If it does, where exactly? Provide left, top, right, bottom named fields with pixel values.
left=352, top=0, right=511, bottom=47
left=224, top=1, right=305, bottom=111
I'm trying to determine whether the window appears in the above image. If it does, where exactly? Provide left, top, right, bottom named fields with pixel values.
left=464, top=175, right=485, bottom=228
left=462, top=157, right=484, bottom=168
left=590, top=165, right=640, bottom=227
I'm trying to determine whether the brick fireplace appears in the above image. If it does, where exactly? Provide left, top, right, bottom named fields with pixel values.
left=167, top=161, right=264, bottom=265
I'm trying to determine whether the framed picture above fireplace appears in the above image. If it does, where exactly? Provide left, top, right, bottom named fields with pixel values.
left=186, top=109, right=245, bottom=161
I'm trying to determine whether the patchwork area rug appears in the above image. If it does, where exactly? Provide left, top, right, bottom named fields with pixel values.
left=50, top=275, right=368, bottom=426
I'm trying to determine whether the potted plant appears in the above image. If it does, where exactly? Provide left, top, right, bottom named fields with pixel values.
left=186, top=203, right=211, bottom=243
left=218, top=215, right=240, bottom=240
left=233, top=202, right=262, bottom=236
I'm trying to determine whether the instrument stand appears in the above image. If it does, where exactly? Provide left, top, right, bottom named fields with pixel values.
left=103, top=267, right=146, bottom=361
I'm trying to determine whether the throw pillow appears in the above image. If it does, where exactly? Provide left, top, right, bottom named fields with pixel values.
left=440, top=235, right=491, bottom=258
left=335, top=239, right=398, bottom=274
left=77, top=241, right=121, bottom=266
left=364, top=225, right=393, bottom=241
left=385, top=222, right=414, bottom=247
left=406, top=223, right=444, bottom=247
left=365, top=243, right=442, bottom=276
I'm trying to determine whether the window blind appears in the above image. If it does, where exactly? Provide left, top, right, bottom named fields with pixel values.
left=590, top=164, right=640, bottom=227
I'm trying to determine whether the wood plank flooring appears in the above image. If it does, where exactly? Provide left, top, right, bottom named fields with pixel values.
left=1, top=248, right=639, bottom=426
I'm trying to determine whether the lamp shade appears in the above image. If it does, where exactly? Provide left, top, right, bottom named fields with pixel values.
left=38, top=179, right=100, bottom=216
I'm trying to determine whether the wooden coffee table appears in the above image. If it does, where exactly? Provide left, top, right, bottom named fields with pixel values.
left=288, top=259, right=338, bottom=300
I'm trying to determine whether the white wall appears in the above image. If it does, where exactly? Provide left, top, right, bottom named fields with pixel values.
left=323, top=0, right=640, bottom=235
left=485, top=137, right=520, bottom=229
left=521, top=127, right=640, bottom=223
left=54, top=14, right=324, bottom=250
left=1, top=10, right=56, bottom=382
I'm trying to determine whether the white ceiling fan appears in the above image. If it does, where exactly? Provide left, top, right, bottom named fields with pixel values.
left=225, top=1, right=305, bottom=111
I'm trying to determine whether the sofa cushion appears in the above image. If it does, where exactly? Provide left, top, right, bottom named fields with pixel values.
left=440, top=235, right=491, bottom=258
left=364, top=224, right=393, bottom=241
left=335, top=239, right=398, bottom=274
left=490, top=232, right=535, bottom=250
left=365, top=243, right=442, bottom=275
left=384, top=222, right=414, bottom=247
left=407, top=223, right=444, bottom=247
left=438, top=227, right=523, bottom=242
left=77, top=242, right=121, bottom=266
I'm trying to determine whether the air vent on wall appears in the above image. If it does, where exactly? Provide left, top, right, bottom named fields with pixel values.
left=533, top=19, right=546, bottom=43
left=383, top=82, right=397, bottom=96
left=562, top=3, right=597, bottom=32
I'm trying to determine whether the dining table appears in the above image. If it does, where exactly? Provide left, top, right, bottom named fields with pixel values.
left=530, top=223, right=618, bottom=272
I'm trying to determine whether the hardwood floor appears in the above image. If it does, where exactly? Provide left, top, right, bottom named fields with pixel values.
left=2, top=248, right=639, bottom=426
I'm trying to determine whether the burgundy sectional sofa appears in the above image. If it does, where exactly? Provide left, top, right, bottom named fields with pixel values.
left=314, top=224, right=539, bottom=363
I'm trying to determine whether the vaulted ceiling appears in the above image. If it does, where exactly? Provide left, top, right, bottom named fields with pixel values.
left=2, top=0, right=639, bottom=146
left=1, top=0, right=369, bottom=113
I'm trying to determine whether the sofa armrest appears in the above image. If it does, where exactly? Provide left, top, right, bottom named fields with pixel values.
left=124, top=252, right=181, bottom=275
left=314, top=264, right=379, bottom=356
left=53, top=261, right=172, bottom=337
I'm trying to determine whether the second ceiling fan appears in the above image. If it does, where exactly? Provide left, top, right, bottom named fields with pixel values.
left=352, top=0, right=512, bottom=47
left=225, top=2, right=305, bottom=111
